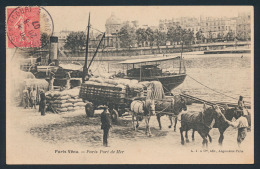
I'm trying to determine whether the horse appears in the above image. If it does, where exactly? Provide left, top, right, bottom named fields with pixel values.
left=130, top=99, right=155, bottom=136
left=156, top=95, right=187, bottom=131
left=191, top=106, right=251, bottom=145
left=180, top=105, right=223, bottom=147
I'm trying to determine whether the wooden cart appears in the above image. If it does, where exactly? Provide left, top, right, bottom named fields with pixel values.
left=79, top=82, right=144, bottom=122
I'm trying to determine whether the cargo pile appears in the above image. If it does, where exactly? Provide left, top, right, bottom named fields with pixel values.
left=85, top=77, right=150, bottom=98
left=14, top=70, right=49, bottom=106
left=46, top=87, right=85, bottom=112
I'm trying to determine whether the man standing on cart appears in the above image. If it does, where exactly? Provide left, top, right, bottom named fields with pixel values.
left=101, top=106, right=112, bottom=147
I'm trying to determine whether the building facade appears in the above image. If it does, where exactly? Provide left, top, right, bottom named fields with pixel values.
left=236, top=12, right=251, bottom=40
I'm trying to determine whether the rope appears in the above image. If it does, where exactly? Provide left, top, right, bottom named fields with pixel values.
left=187, top=74, right=251, bottom=104
left=89, top=26, right=104, bottom=34
left=156, top=104, right=172, bottom=114
left=92, top=45, right=107, bottom=73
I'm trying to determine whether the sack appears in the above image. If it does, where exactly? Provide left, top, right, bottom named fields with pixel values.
left=54, top=100, right=67, bottom=104
left=74, top=106, right=85, bottom=110
left=74, top=102, right=85, bottom=107
left=58, top=95, right=71, bottom=100
left=57, top=108, right=68, bottom=112
left=45, top=96, right=52, bottom=100
left=61, top=103, right=74, bottom=108
left=67, top=107, right=74, bottom=111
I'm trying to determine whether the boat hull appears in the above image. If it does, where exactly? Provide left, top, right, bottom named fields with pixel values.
left=125, top=74, right=187, bottom=93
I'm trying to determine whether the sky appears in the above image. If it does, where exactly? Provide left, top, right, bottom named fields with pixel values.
left=44, top=6, right=252, bottom=33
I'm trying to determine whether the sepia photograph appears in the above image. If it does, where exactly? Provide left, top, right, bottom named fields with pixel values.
left=6, top=6, right=254, bottom=164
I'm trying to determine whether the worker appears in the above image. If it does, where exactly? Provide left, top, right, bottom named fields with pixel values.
left=65, top=71, right=71, bottom=89
left=238, top=95, right=248, bottom=116
left=22, top=87, right=30, bottom=109
left=227, top=110, right=249, bottom=147
left=39, top=90, right=46, bottom=116
left=101, top=106, right=112, bottom=147
left=49, top=71, right=55, bottom=91
left=30, top=87, right=37, bottom=109
left=27, top=87, right=32, bottom=107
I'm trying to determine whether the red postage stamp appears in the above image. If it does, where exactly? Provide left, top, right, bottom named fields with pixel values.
left=7, top=7, right=41, bottom=48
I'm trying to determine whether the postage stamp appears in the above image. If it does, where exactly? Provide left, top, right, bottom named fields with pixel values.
left=7, top=6, right=54, bottom=48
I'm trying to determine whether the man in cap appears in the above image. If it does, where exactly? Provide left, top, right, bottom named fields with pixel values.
left=22, top=87, right=30, bottom=109
left=39, top=90, right=46, bottom=116
left=30, top=87, right=37, bottom=109
left=100, top=106, right=112, bottom=147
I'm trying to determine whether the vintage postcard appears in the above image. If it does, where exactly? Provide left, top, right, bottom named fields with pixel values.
left=6, top=6, right=254, bottom=164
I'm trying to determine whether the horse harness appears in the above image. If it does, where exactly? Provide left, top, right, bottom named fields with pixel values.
left=132, top=100, right=150, bottom=116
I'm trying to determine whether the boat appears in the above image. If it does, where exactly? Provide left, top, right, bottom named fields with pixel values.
left=118, top=55, right=186, bottom=93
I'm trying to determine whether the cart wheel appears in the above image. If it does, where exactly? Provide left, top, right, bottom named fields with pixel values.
left=110, top=109, right=119, bottom=123
left=85, top=102, right=94, bottom=117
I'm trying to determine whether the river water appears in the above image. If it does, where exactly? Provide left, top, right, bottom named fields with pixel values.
left=89, top=53, right=252, bottom=104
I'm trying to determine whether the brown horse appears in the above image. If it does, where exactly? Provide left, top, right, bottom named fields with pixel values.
left=130, top=99, right=155, bottom=136
left=192, top=106, right=251, bottom=145
left=180, top=105, right=223, bottom=147
left=156, top=95, right=187, bottom=131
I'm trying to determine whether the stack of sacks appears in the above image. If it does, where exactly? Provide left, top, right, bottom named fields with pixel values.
left=86, top=76, right=151, bottom=98
left=45, top=88, right=86, bottom=113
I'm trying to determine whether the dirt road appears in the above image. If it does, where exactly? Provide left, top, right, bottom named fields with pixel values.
left=6, top=104, right=253, bottom=164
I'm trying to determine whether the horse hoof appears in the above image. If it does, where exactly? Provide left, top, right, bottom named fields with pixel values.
left=168, top=126, right=172, bottom=128
left=192, top=138, right=195, bottom=142
left=181, top=141, right=185, bottom=145
left=174, top=129, right=176, bottom=132
left=186, top=139, right=190, bottom=143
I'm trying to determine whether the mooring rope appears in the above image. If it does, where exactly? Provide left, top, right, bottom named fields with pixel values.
left=187, top=74, right=251, bottom=104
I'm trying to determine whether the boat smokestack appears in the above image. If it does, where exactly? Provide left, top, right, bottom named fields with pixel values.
left=49, top=36, right=59, bottom=66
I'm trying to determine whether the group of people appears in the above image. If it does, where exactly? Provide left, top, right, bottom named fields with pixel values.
left=22, top=87, right=37, bottom=109
left=22, top=87, right=46, bottom=116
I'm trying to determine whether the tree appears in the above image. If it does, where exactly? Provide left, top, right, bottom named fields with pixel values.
left=153, top=29, right=166, bottom=46
left=40, top=33, right=50, bottom=49
left=217, top=32, right=224, bottom=41
left=225, top=30, right=235, bottom=41
left=175, top=26, right=183, bottom=44
left=136, top=28, right=147, bottom=47
left=196, top=29, right=204, bottom=42
left=145, top=27, right=154, bottom=46
left=64, top=31, right=86, bottom=52
left=208, top=31, right=213, bottom=43
left=182, top=29, right=194, bottom=45
left=118, top=25, right=136, bottom=48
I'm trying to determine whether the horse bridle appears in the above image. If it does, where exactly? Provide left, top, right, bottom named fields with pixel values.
left=201, top=109, right=214, bottom=129
left=171, top=98, right=185, bottom=115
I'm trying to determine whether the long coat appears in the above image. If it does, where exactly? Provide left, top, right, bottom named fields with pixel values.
left=101, top=110, right=112, bottom=130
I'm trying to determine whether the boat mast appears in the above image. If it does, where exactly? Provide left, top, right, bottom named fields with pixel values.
left=179, top=41, right=184, bottom=74
left=82, top=13, right=91, bottom=83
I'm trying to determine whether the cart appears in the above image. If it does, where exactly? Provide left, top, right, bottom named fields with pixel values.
left=79, top=82, right=145, bottom=122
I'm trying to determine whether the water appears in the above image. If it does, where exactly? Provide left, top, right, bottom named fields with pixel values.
left=179, top=54, right=251, bottom=103
left=89, top=53, right=252, bottom=104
